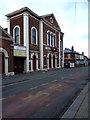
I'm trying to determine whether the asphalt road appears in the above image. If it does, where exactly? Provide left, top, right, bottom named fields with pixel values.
left=2, top=67, right=89, bottom=118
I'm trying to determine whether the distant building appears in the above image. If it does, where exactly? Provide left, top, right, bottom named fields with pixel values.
left=64, top=46, right=88, bottom=68
left=84, top=55, right=88, bottom=66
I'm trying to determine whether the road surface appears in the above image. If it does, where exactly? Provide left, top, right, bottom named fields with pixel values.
left=2, top=67, right=89, bottom=118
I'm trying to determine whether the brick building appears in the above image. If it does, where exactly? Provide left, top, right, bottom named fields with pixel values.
left=0, top=26, right=14, bottom=75
left=64, top=46, right=87, bottom=67
left=1, top=7, right=64, bottom=75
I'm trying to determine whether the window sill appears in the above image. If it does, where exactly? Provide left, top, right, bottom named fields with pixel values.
left=30, top=44, right=38, bottom=46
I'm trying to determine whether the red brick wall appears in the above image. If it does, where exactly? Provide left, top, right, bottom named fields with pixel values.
left=10, top=15, right=23, bottom=45
left=2, top=39, right=13, bottom=72
left=29, top=16, right=39, bottom=45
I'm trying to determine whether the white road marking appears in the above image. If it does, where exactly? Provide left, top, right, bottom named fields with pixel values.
left=0, top=95, right=17, bottom=101
left=2, top=79, right=31, bottom=88
left=41, top=83, right=49, bottom=86
left=51, top=80, right=58, bottom=82
left=1, top=80, right=59, bottom=100
left=30, top=86, right=38, bottom=90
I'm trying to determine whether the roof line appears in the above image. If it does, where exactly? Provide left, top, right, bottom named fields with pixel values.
left=6, top=7, right=40, bottom=19
left=0, top=26, right=13, bottom=40
left=40, top=13, right=54, bottom=18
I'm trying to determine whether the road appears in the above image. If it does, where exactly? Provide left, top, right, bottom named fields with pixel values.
left=2, top=67, right=89, bottom=118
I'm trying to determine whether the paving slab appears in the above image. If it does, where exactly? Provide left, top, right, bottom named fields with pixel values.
left=61, top=82, right=89, bottom=119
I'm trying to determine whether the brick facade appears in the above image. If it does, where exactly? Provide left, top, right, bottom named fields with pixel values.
left=64, top=47, right=86, bottom=68
left=0, top=26, right=14, bottom=75
left=4, top=7, right=64, bottom=74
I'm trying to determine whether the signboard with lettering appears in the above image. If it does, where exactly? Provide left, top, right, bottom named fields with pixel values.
left=14, top=46, right=26, bottom=57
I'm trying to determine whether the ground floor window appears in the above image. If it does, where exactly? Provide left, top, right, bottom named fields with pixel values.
left=33, top=55, right=36, bottom=70
left=53, top=55, right=55, bottom=68
left=43, top=56, right=47, bottom=66
left=29, top=61, right=31, bottom=70
left=49, top=54, right=51, bottom=68
left=57, top=57, right=59, bottom=67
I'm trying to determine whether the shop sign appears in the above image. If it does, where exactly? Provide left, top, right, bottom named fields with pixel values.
left=14, top=46, right=26, bottom=50
left=14, top=46, right=26, bottom=57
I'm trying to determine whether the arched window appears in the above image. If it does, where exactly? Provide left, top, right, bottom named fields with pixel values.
left=53, top=34, right=56, bottom=47
left=31, top=27, right=37, bottom=45
left=51, top=33, right=53, bottom=46
left=47, top=31, right=50, bottom=46
left=13, top=26, right=20, bottom=44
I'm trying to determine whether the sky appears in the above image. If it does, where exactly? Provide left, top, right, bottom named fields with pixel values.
left=0, top=0, right=89, bottom=57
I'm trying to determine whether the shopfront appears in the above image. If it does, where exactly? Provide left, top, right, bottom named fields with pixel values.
left=14, top=46, right=26, bottom=74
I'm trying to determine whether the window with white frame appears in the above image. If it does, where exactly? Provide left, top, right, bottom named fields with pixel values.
left=53, top=34, right=56, bottom=47
left=51, top=33, right=53, bottom=46
left=47, top=31, right=50, bottom=46
left=68, top=54, right=70, bottom=59
left=43, top=56, right=47, bottom=66
left=60, top=40, right=62, bottom=51
left=31, top=27, right=37, bottom=45
left=13, top=26, right=20, bottom=44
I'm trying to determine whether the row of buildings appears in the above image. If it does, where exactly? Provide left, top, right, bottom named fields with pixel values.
left=64, top=46, right=88, bottom=68
left=0, top=7, right=88, bottom=76
left=0, top=7, right=64, bottom=76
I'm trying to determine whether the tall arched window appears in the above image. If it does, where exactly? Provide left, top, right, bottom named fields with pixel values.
left=13, top=26, right=20, bottom=44
left=47, top=31, right=50, bottom=46
left=31, top=27, right=37, bottom=45
left=53, top=34, right=56, bottom=47
left=51, top=33, right=53, bottom=46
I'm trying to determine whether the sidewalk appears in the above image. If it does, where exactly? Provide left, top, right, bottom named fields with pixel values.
left=61, top=82, right=89, bottom=119
left=1, top=70, right=46, bottom=86
left=1, top=68, right=60, bottom=86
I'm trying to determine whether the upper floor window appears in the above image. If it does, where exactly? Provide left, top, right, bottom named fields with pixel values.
left=68, top=54, right=70, bottom=59
left=51, top=33, right=53, bottom=46
left=31, top=27, right=37, bottom=45
left=60, top=40, right=62, bottom=50
left=13, top=26, right=20, bottom=44
left=47, top=31, right=50, bottom=46
left=53, top=34, right=56, bottom=47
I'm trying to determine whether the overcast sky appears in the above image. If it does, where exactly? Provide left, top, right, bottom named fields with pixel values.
left=0, top=0, right=88, bottom=57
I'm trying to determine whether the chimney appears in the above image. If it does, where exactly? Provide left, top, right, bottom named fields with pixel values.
left=71, top=46, right=74, bottom=51
left=4, top=28, right=8, bottom=32
left=82, top=52, right=84, bottom=55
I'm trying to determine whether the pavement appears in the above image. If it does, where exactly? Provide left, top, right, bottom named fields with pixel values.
left=1, top=69, right=61, bottom=86
left=61, top=81, right=90, bottom=119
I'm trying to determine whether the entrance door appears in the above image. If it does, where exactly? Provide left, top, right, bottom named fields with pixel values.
left=49, top=54, right=51, bottom=68
left=53, top=55, right=55, bottom=68
left=33, top=55, right=36, bottom=70
left=14, top=57, right=24, bottom=74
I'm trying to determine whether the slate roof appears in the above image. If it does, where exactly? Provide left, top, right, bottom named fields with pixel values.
left=0, top=26, right=13, bottom=40
left=64, top=48, right=80, bottom=55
